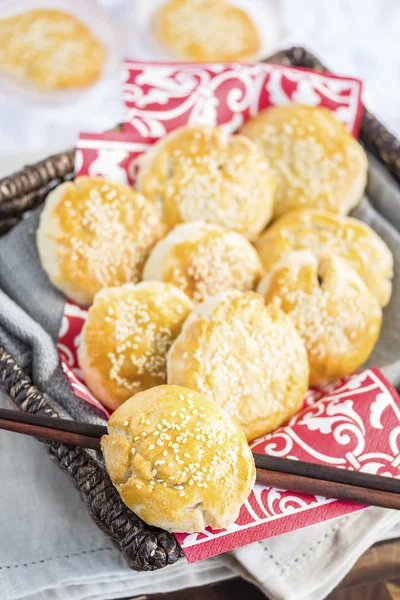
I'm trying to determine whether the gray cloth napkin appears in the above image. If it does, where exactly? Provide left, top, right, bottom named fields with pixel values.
left=0, top=153, right=400, bottom=600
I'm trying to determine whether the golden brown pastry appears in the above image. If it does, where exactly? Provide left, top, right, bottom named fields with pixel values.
left=142, top=221, right=263, bottom=304
left=240, top=105, right=368, bottom=219
left=256, top=209, right=393, bottom=307
left=257, top=250, right=382, bottom=386
left=0, top=9, right=105, bottom=90
left=78, top=282, right=193, bottom=411
left=137, top=126, right=276, bottom=241
left=168, top=291, right=309, bottom=441
left=154, top=0, right=261, bottom=62
left=36, top=177, right=165, bottom=306
left=101, top=384, right=256, bottom=532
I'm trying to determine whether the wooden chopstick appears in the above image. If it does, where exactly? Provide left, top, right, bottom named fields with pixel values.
left=0, top=408, right=107, bottom=438
left=252, top=453, right=400, bottom=494
left=1, top=408, right=399, bottom=510
left=255, top=468, right=400, bottom=510
left=0, top=417, right=102, bottom=450
left=0, top=408, right=103, bottom=450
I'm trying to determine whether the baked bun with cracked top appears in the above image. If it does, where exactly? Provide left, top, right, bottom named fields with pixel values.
left=240, top=105, right=368, bottom=219
left=78, top=282, right=193, bottom=410
left=168, top=291, right=309, bottom=441
left=256, top=209, right=393, bottom=307
left=0, top=9, right=105, bottom=90
left=257, top=251, right=382, bottom=386
left=101, top=384, right=256, bottom=533
left=143, top=221, right=263, bottom=304
left=137, top=126, right=276, bottom=241
left=154, top=0, right=261, bottom=62
left=36, top=177, right=165, bottom=306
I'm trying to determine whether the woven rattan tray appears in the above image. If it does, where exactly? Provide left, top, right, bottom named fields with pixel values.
left=1, top=47, right=400, bottom=571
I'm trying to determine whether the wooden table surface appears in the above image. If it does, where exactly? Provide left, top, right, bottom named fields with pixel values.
left=122, top=538, right=400, bottom=600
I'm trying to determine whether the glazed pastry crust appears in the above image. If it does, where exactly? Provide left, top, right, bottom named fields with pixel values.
left=240, top=105, right=368, bottom=219
left=36, top=177, right=165, bottom=306
left=257, top=251, right=382, bottom=386
left=154, top=0, right=261, bottom=62
left=78, top=282, right=193, bottom=410
left=0, top=9, right=105, bottom=90
left=137, top=126, right=276, bottom=241
left=256, top=209, right=393, bottom=307
left=168, top=291, right=309, bottom=441
left=143, top=221, right=263, bottom=304
left=101, top=384, right=256, bottom=532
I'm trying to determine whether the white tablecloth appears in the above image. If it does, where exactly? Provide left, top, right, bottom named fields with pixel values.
left=0, top=0, right=399, bottom=155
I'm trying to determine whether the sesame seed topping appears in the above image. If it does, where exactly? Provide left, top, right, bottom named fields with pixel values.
left=56, top=179, right=164, bottom=305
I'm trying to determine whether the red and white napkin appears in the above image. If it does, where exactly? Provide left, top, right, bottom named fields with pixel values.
left=176, top=369, right=400, bottom=561
left=74, top=131, right=156, bottom=186
left=121, top=60, right=363, bottom=138
left=62, top=59, right=398, bottom=565
left=75, top=61, right=363, bottom=183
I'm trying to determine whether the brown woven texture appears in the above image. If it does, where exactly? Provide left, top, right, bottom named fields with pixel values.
left=0, top=346, right=182, bottom=570
left=0, top=47, right=400, bottom=571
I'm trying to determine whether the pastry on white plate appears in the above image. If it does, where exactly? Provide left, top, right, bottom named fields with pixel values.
left=154, top=0, right=261, bottom=62
left=0, top=9, right=105, bottom=90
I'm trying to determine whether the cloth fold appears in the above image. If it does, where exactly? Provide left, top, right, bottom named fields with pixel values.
left=1, top=153, right=400, bottom=600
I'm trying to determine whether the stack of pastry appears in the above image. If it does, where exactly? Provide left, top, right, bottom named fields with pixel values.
left=36, top=105, right=393, bottom=533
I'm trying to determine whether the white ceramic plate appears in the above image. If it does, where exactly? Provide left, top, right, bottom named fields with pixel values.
left=123, top=0, right=282, bottom=62
left=0, top=0, right=122, bottom=106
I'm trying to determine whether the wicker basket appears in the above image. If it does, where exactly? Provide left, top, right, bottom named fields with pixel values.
left=1, top=47, right=400, bottom=571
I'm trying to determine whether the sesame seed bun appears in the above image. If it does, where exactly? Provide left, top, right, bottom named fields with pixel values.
left=154, top=0, right=261, bottom=62
left=167, top=290, right=309, bottom=441
left=255, top=209, right=393, bottom=307
left=101, top=384, right=255, bottom=532
left=36, top=177, right=165, bottom=306
left=0, top=9, right=105, bottom=90
left=78, top=282, right=193, bottom=410
left=240, top=105, right=368, bottom=219
left=137, top=126, right=276, bottom=241
left=257, top=250, right=382, bottom=386
left=142, top=221, right=263, bottom=304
